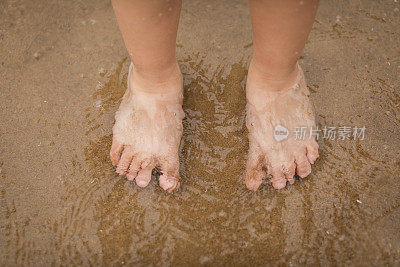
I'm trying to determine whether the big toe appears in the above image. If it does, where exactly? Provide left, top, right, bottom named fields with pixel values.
left=306, top=141, right=319, bottom=164
left=245, top=142, right=265, bottom=191
left=110, top=139, right=124, bottom=166
left=159, top=156, right=180, bottom=192
left=159, top=174, right=180, bottom=192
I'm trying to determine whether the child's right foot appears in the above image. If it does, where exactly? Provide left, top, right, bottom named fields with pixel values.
left=110, top=62, right=184, bottom=192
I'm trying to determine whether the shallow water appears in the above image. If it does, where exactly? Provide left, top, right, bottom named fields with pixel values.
left=15, top=54, right=395, bottom=265
left=1, top=0, right=399, bottom=265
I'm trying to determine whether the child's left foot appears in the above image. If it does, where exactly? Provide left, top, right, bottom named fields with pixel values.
left=245, top=63, right=319, bottom=190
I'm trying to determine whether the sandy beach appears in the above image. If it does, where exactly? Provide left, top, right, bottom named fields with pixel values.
left=1, top=0, right=399, bottom=265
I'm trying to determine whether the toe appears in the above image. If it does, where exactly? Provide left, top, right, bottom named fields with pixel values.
left=295, top=152, right=312, bottom=178
left=283, top=161, right=296, bottom=185
left=245, top=143, right=265, bottom=191
left=116, top=149, right=134, bottom=175
left=159, top=174, right=180, bottom=193
left=135, top=158, right=155, bottom=188
left=246, top=170, right=264, bottom=191
left=268, top=166, right=287, bottom=189
left=126, top=156, right=141, bottom=181
left=306, top=141, right=319, bottom=164
left=110, top=139, right=124, bottom=166
left=159, top=156, right=180, bottom=193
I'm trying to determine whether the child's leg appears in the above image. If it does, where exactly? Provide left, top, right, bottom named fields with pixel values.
left=248, top=0, right=319, bottom=89
left=110, top=0, right=183, bottom=192
left=112, top=0, right=181, bottom=84
left=245, top=0, right=320, bottom=190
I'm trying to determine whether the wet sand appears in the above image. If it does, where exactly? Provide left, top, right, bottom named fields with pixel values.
left=1, top=0, right=399, bottom=265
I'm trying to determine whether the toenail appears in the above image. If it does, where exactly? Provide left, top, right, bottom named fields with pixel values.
left=136, top=180, right=148, bottom=187
left=161, top=178, right=176, bottom=190
left=274, top=180, right=287, bottom=189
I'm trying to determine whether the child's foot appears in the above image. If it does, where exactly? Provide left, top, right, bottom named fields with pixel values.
left=245, top=63, right=319, bottom=190
left=110, top=62, right=184, bottom=192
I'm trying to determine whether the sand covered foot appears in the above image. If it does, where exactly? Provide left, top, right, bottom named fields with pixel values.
left=245, top=63, right=319, bottom=190
left=110, top=63, right=184, bottom=192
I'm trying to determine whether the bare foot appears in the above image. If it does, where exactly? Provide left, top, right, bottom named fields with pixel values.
left=245, top=63, right=319, bottom=190
left=110, top=62, right=184, bottom=192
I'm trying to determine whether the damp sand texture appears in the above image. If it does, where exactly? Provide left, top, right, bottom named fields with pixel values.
left=1, top=0, right=400, bottom=265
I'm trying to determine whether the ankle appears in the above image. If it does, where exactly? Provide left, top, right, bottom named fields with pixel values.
left=130, top=60, right=182, bottom=94
left=247, top=59, right=300, bottom=92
